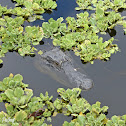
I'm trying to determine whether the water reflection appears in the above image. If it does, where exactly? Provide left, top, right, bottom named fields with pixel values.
left=107, top=29, right=116, bottom=37
left=0, top=64, right=3, bottom=68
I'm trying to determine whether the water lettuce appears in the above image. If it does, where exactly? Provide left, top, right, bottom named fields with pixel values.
left=0, top=74, right=126, bottom=125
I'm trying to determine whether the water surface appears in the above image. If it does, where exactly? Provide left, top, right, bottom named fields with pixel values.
left=0, top=1, right=126, bottom=124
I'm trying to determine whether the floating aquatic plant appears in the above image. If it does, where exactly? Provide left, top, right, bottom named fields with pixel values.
left=0, top=16, right=44, bottom=61
left=75, top=0, right=126, bottom=11
left=0, top=0, right=126, bottom=63
left=0, top=0, right=126, bottom=125
left=0, top=74, right=126, bottom=125
left=0, top=0, right=57, bottom=22
left=43, top=13, right=119, bottom=63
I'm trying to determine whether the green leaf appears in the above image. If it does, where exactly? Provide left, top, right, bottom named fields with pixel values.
left=38, top=50, right=43, bottom=55
left=14, top=87, right=24, bottom=98
left=14, top=74, right=23, bottom=82
left=5, top=89, right=14, bottom=99
left=77, top=115, right=85, bottom=125
left=5, top=103, right=14, bottom=116
left=14, top=110, right=27, bottom=121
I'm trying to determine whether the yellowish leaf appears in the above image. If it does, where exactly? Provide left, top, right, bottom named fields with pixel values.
left=9, top=73, right=13, bottom=78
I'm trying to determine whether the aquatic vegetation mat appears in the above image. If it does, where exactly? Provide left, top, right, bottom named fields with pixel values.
left=0, top=16, right=44, bottom=58
left=0, top=0, right=126, bottom=63
left=43, top=15, right=119, bottom=63
left=0, top=74, right=126, bottom=126
left=76, top=0, right=126, bottom=11
left=0, top=0, right=126, bottom=124
left=0, top=0, right=57, bottom=22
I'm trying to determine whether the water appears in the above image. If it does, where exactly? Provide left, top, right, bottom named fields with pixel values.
left=0, top=0, right=126, bottom=124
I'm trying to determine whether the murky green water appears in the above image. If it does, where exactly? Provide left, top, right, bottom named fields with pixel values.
left=0, top=0, right=126, bottom=125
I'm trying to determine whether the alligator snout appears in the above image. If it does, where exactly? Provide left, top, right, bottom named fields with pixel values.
left=63, top=62, right=93, bottom=90
left=77, top=77, right=93, bottom=90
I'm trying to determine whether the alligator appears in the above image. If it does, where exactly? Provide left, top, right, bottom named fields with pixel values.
left=35, top=48, right=93, bottom=90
